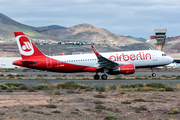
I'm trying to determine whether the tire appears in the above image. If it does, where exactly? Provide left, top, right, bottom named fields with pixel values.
left=101, top=74, right=107, bottom=80
left=152, top=73, right=156, bottom=77
left=94, top=75, right=100, bottom=80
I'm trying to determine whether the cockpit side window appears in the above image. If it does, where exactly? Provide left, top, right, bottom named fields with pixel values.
left=162, top=54, right=167, bottom=56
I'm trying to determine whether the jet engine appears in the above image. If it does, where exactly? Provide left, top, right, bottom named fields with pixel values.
left=107, top=64, right=135, bottom=75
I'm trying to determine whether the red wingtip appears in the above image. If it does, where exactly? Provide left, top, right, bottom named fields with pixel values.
left=60, top=51, right=64, bottom=55
left=14, top=32, right=25, bottom=37
left=91, top=45, right=100, bottom=56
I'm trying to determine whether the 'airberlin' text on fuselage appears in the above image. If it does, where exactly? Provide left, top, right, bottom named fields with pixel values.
left=109, top=52, right=151, bottom=62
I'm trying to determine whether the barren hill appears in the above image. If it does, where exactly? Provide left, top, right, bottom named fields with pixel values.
left=39, top=23, right=144, bottom=45
left=0, top=13, right=66, bottom=41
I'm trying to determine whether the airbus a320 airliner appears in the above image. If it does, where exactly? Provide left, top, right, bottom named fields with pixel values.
left=13, top=32, right=174, bottom=80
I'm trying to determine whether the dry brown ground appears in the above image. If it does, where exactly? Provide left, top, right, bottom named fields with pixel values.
left=0, top=91, right=180, bottom=120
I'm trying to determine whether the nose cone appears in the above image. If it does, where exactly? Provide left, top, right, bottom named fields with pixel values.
left=168, top=56, right=174, bottom=63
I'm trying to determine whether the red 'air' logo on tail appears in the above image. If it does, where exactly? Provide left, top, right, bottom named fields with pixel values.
left=17, top=35, right=34, bottom=56
left=21, top=42, right=32, bottom=51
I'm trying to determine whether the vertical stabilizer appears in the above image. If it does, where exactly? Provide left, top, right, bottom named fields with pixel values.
left=14, top=32, right=45, bottom=59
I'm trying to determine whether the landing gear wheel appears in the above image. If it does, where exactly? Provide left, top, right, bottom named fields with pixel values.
left=152, top=73, right=156, bottom=77
left=94, top=75, right=100, bottom=80
left=101, top=74, right=108, bottom=80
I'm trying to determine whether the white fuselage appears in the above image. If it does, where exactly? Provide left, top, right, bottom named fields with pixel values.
left=49, top=50, right=173, bottom=68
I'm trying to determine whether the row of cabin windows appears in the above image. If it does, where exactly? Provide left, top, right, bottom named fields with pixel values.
left=58, top=55, right=151, bottom=63
left=59, top=59, right=97, bottom=63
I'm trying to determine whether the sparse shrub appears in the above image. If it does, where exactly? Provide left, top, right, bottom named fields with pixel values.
left=176, top=76, right=180, bottom=79
left=39, top=79, right=50, bottom=84
left=55, top=83, right=64, bottom=89
left=146, top=82, right=167, bottom=88
left=120, top=91, right=125, bottom=94
left=138, top=86, right=154, bottom=91
left=114, top=108, right=120, bottom=113
left=52, top=110, right=61, bottom=113
left=54, top=90, right=61, bottom=95
left=43, top=74, right=48, bottom=77
left=76, top=75, right=84, bottom=77
left=0, top=84, right=8, bottom=90
left=56, top=81, right=84, bottom=90
left=133, top=99, right=147, bottom=102
left=36, top=84, right=51, bottom=90
left=106, top=86, right=111, bottom=91
left=18, top=85, right=28, bottom=90
left=6, top=88, right=13, bottom=92
left=77, top=87, right=81, bottom=92
left=94, top=100, right=103, bottom=104
left=165, top=86, right=174, bottom=91
left=161, top=75, right=167, bottom=77
left=171, top=75, right=176, bottom=77
left=21, top=108, right=28, bottom=112
left=134, top=105, right=148, bottom=113
left=45, top=104, right=57, bottom=108
left=105, top=115, right=117, bottom=120
left=28, top=87, right=36, bottom=92
left=120, top=84, right=130, bottom=88
left=176, top=84, right=180, bottom=90
left=114, top=75, right=122, bottom=79
left=37, top=74, right=43, bottom=77
left=130, top=83, right=144, bottom=88
left=95, top=104, right=106, bottom=109
left=106, top=108, right=114, bottom=112
left=0, top=111, right=5, bottom=115
left=167, top=108, right=180, bottom=114
left=148, top=75, right=151, bottom=78
left=109, top=84, right=116, bottom=90
left=96, top=86, right=105, bottom=92
left=94, top=94, right=106, bottom=98
left=31, top=110, right=44, bottom=114
left=158, top=88, right=165, bottom=91
left=121, top=101, right=131, bottom=104
left=4, top=83, right=25, bottom=87
left=66, top=90, right=74, bottom=93
left=85, top=87, right=93, bottom=92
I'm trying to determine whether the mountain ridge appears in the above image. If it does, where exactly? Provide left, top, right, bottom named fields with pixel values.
left=0, top=13, right=144, bottom=45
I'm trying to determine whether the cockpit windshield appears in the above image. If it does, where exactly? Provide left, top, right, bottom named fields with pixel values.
left=162, top=54, right=166, bottom=56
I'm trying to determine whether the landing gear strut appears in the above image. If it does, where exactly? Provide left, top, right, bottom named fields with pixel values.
left=151, top=67, right=156, bottom=77
left=101, top=68, right=108, bottom=80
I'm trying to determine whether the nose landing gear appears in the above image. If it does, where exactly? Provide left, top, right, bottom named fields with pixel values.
left=151, top=67, right=156, bottom=77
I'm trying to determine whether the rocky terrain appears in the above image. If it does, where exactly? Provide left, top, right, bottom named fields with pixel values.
left=0, top=91, right=180, bottom=120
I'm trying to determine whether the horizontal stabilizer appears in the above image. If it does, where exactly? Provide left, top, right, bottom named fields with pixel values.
left=21, top=60, right=36, bottom=64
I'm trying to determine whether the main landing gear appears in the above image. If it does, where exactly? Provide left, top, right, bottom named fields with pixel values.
left=151, top=67, right=156, bottom=77
left=94, top=72, right=108, bottom=80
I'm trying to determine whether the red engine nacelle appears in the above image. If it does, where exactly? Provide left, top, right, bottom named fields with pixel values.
left=119, top=64, right=135, bottom=74
left=107, top=64, right=135, bottom=75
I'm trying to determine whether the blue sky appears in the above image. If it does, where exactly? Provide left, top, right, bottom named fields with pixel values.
left=1, top=0, right=180, bottom=39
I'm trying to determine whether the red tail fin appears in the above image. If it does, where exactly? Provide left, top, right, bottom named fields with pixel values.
left=14, top=32, right=45, bottom=59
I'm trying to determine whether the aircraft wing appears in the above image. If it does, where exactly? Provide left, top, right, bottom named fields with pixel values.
left=91, top=45, right=120, bottom=69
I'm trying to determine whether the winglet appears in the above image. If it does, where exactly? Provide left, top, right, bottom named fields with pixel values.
left=60, top=51, right=64, bottom=55
left=91, top=45, right=100, bottom=56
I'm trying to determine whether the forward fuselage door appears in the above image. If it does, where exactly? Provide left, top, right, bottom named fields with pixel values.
left=152, top=51, right=158, bottom=61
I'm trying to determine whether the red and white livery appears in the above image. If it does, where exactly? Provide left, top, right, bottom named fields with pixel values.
left=13, top=32, right=174, bottom=80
